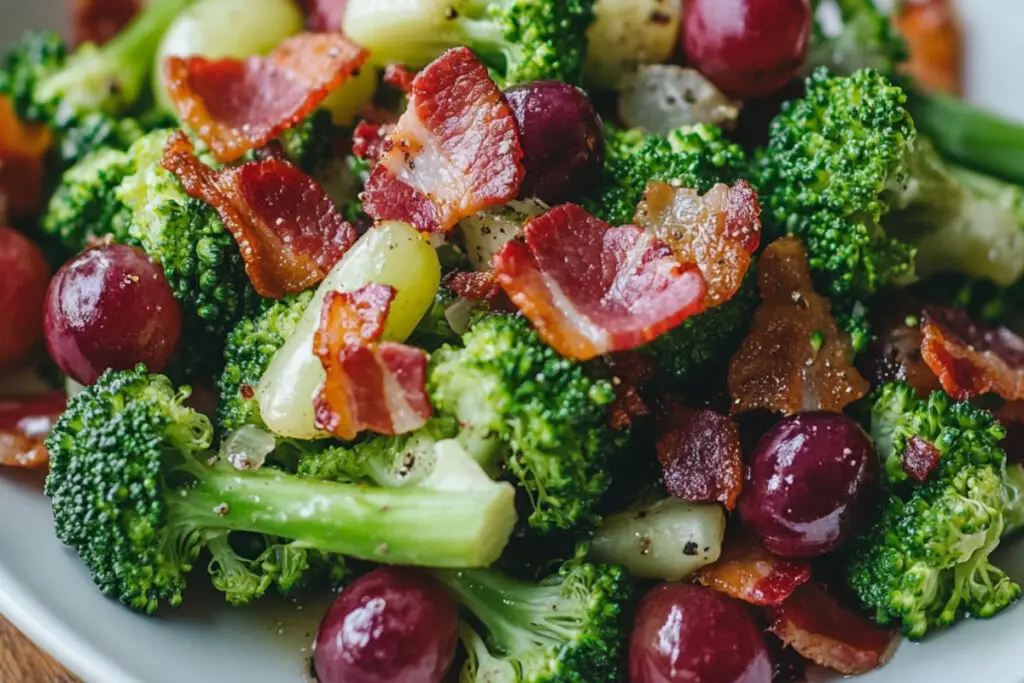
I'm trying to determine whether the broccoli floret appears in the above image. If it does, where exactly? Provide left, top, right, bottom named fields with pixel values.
left=758, top=67, right=1024, bottom=313
left=407, top=286, right=462, bottom=352
left=430, top=314, right=619, bottom=533
left=42, top=146, right=133, bottom=249
left=0, top=0, right=189, bottom=166
left=435, top=558, right=633, bottom=683
left=640, top=264, right=758, bottom=388
left=846, top=382, right=1024, bottom=638
left=45, top=367, right=519, bottom=613
left=586, top=124, right=747, bottom=226
left=218, top=291, right=314, bottom=433
left=807, top=0, right=907, bottom=78
left=117, top=129, right=258, bottom=342
left=344, top=0, right=595, bottom=86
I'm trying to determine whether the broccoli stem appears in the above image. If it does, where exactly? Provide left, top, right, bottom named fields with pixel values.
left=172, top=463, right=516, bottom=568
left=908, top=90, right=1024, bottom=187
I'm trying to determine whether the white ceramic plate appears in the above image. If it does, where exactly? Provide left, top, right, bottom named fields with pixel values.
left=2, top=2, right=1024, bottom=682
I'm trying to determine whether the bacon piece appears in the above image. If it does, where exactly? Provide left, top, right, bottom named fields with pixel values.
left=0, top=97, right=52, bottom=221
left=164, top=33, right=368, bottom=163
left=903, top=435, right=942, bottom=482
left=493, top=204, right=707, bottom=361
left=769, top=583, right=900, bottom=675
left=920, top=307, right=1024, bottom=401
left=351, top=121, right=392, bottom=164
left=383, top=64, right=416, bottom=93
left=896, top=0, right=962, bottom=95
left=314, top=285, right=432, bottom=440
left=858, top=298, right=939, bottom=397
left=604, top=353, right=656, bottom=430
left=298, top=0, right=348, bottom=32
left=728, top=237, right=869, bottom=415
left=655, top=394, right=743, bottom=510
left=0, top=390, right=66, bottom=469
left=362, top=47, right=524, bottom=233
left=697, top=533, right=811, bottom=605
left=443, top=271, right=503, bottom=302
left=635, top=180, right=761, bottom=307
left=72, top=0, right=139, bottom=46
left=161, top=132, right=356, bottom=299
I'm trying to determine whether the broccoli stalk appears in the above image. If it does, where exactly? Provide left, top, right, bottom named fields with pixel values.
left=0, top=0, right=189, bottom=166
left=343, top=0, right=595, bottom=86
left=45, top=367, right=518, bottom=613
left=434, top=559, right=633, bottom=683
left=846, top=382, right=1024, bottom=639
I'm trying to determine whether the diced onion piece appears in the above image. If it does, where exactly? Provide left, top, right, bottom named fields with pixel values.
left=589, top=498, right=725, bottom=581
left=257, top=221, right=441, bottom=439
left=219, top=424, right=276, bottom=471
left=619, top=65, right=741, bottom=135
left=584, top=0, right=682, bottom=91
left=460, top=199, right=548, bottom=272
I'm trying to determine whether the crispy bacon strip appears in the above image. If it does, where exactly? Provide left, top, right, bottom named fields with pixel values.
left=162, top=132, right=356, bottom=299
left=314, top=285, right=432, bottom=440
left=0, top=390, right=66, bottom=469
left=0, top=97, right=52, bottom=221
left=362, top=47, right=524, bottom=233
left=493, top=204, right=707, bottom=361
left=769, top=583, right=900, bottom=675
left=697, top=532, right=811, bottom=605
left=655, top=394, right=743, bottom=510
left=896, top=0, right=962, bottom=95
left=920, top=307, right=1024, bottom=401
left=72, top=0, right=139, bottom=46
left=728, top=237, right=869, bottom=415
left=164, top=33, right=368, bottom=163
left=635, top=180, right=761, bottom=307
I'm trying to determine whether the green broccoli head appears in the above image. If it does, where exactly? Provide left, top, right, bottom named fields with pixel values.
left=45, top=367, right=518, bottom=613
left=437, top=559, right=633, bottom=683
left=117, top=129, right=258, bottom=343
left=847, top=382, right=1022, bottom=638
left=430, top=314, right=619, bottom=533
left=42, top=145, right=134, bottom=250
left=807, top=0, right=908, bottom=78
left=218, top=291, right=314, bottom=434
left=587, top=123, right=748, bottom=226
left=0, top=31, right=65, bottom=123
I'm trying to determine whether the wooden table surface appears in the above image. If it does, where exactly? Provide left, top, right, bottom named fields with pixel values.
left=0, top=615, right=80, bottom=683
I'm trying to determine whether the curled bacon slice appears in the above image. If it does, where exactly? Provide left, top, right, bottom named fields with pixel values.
left=769, top=583, right=900, bottom=675
left=920, top=306, right=1024, bottom=401
left=0, top=97, right=52, bottom=221
left=697, top=532, right=811, bottom=605
left=362, top=47, right=524, bottom=234
left=655, top=394, right=743, bottom=510
left=728, top=237, right=869, bottom=415
left=635, top=180, right=761, bottom=307
left=164, top=33, right=368, bottom=163
left=162, top=132, right=356, bottom=299
left=314, top=285, right=432, bottom=440
left=0, top=389, right=66, bottom=469
left=493, top=204, right=707, bottom=361
left=73, top=0, right=139, bottom=46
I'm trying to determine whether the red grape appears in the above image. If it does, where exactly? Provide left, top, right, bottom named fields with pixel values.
left=739, top=412, right=880, bottom=558
left=630, top=583, right=772, bottom=683
left=0, top=227, right=50, bottom=368
left=44, top=244, right=182, bottom=385
left=683, top=0, right=812, bottom=99
left=313, top=567, right=458, bottom=683
left=504, top=80, right=604, bottom=205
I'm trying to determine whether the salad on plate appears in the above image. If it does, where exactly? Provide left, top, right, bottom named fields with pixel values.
left=2, top=0, right=1024, bottom=681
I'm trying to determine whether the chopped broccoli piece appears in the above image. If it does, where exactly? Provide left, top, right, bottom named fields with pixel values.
left=807, top=0, right=907, bottom=77
left=218, top=291, right=314, bottom=434
left=45, top=367, right=518, bottom=613
left=758, top=68, right=1024, bottom=314
left=846, top=382, right=1024, bottom=638
left=430, top=314, right=620, bottom=533
left=586, top=123, right=747, bottom=227
left=42, top=145, right=134, bottom=249
left=435, top=558, right=633, bottom=683
left=0, top=0, right=190, bottom=167
left=344, top=0, right=595, bottom=87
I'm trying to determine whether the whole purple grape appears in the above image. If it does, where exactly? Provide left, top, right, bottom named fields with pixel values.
left=505, top=80, right=604, bottom=205
left=739, top=412, right=880, bottom=558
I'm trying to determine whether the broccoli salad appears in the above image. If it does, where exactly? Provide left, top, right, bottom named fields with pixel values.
left=1, top=0, right=1024, bottom=681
